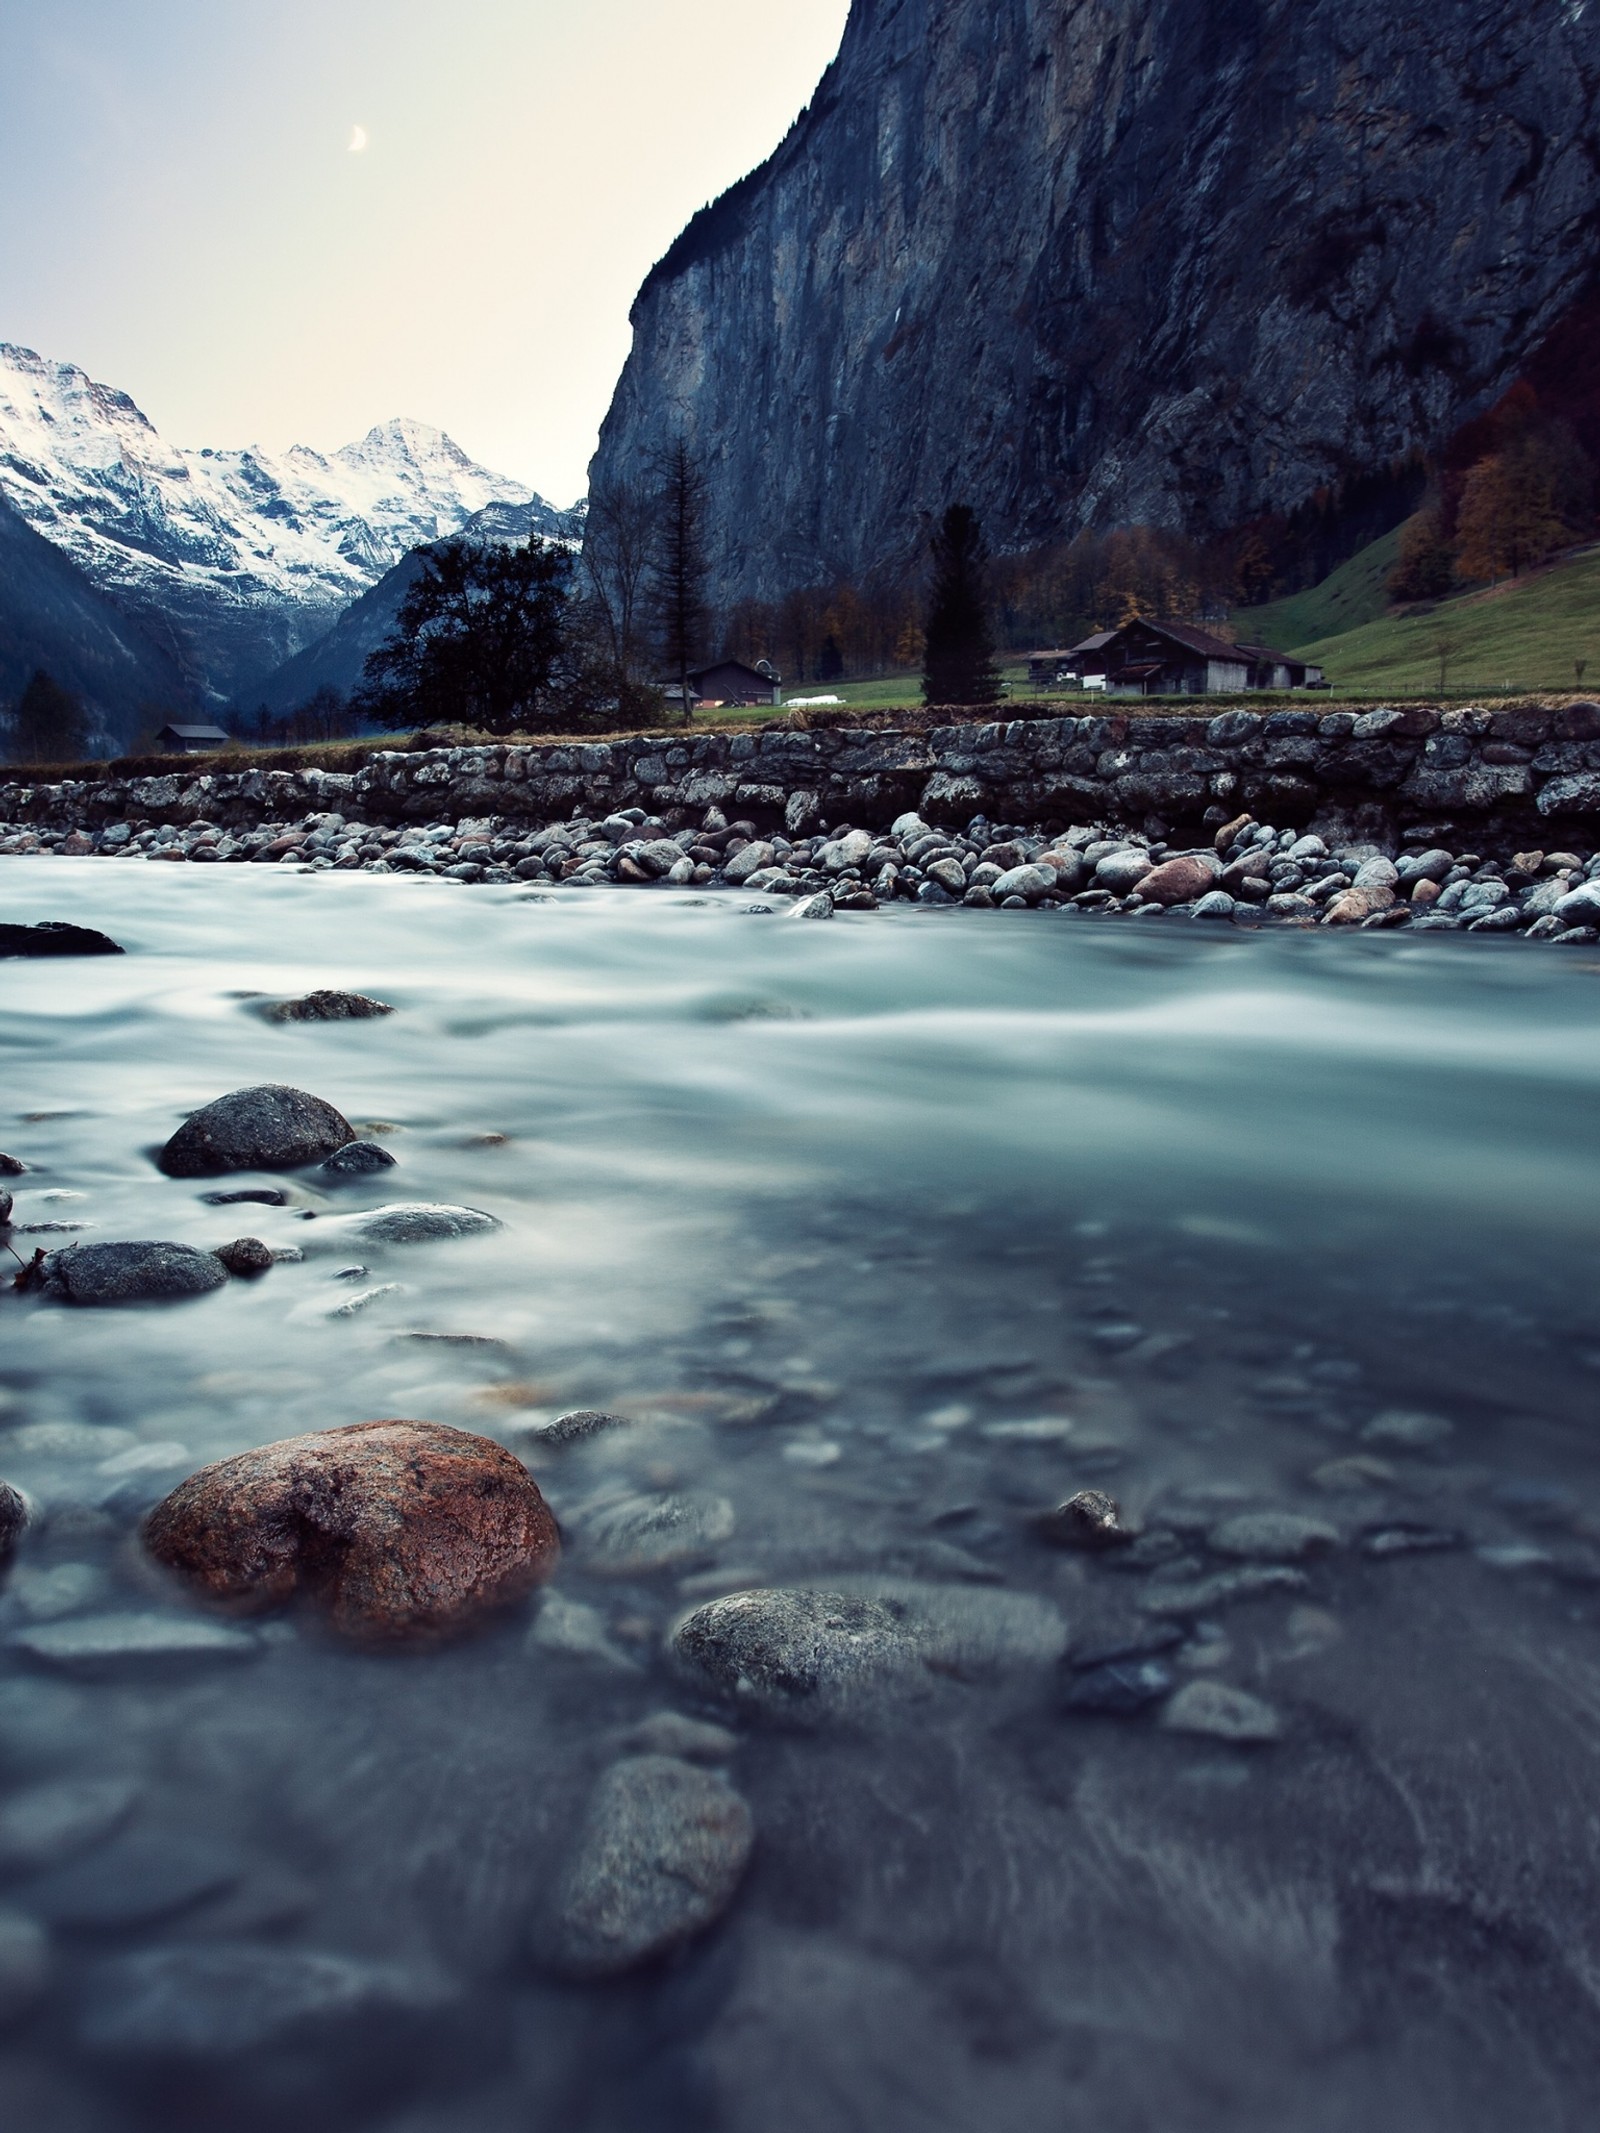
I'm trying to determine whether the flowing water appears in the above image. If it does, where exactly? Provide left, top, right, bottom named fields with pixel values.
left=5, top=858, right=1600, bottom=2130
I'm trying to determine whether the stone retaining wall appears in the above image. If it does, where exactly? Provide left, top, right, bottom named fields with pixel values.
left=7, top=703, right=1600, bottom=847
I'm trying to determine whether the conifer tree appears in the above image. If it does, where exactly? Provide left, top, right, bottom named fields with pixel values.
left=922, top=505, right=1000, bottom=706
left=650, top=439, right=711, bottom=720
left=10, top=669, right=89, bottom=764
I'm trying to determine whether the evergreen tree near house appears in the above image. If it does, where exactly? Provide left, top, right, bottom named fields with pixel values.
left=9, top=669, right=89, bottom=764
left=922, top=505, right=1001, bottom=706
left=650, top=439, right=711, bottom=721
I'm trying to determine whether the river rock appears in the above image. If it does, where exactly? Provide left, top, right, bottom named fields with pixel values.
left=78, top=1942, right=454, bottom=2061
left=158, top=1084, right=354, bottom=1176
left=724, top=841, right=777, bottom=884
left=1362, top=1407, right=1455, bottom=1448
left=0, top=922, right=123, bottom=958
left=1160, top=1679, right=1284, bottom=1742
left=669, top=1587, right=920, bottom=1719
left=544, top=1755, right=754, bottom=1977
left=1063, top=1656, right=1174, bottom=1714
left=532, top=1408, right=633, bottom=1446
left=25, top=1827, right=243, bottom=1930
left=1094, top=848, right=1154, bottom=894
left=339, top=1203, right=500, bottom=1244
left=215, top=1237, right=273, bottom=1277
left=0, top=1191, right=11, bottom=1227
left=1138, top=853, right=1218, bottom=905
left=527, top=1593, right=640, bottom=1671
left=0, top=1153, right=25, bottom=1175
left=30, top=1241, right=229, bottom=1305
left=621, top=1711, right=740, bottom=1761
left=991, top=863, right=1056, bottom=903
left=319, top=1140, right=396, bottom=1177
left=144, top=1420, right=559, bottom=1643
left=1207, top=1511, right=1340, bottom=1561
left=1137, top=1564, right=1308, bottom=1617
left=264, top=991, right=393, bottom=1023
left=8, top=1612, right=261, bottom=1672
left=0, top=1777, right=139, bottom=1872
left=792, top=892, right=834, bottom=919
left=579, top=1490, right=736, bottom=1574
left=1036, top=1489, right=1135, bottom=1551
left=1323, top=884, right=1396, bottom=925
left=0, top=1908, right=50, bottom=2024
left=0, top=1481, right=27, bottom=1564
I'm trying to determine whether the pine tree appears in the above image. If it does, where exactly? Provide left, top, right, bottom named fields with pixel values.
left=650, top=439, right=711, bottom=720
left=10, top=670, right=89, bottom=764
left=922, top=505, right=1000, bottom=706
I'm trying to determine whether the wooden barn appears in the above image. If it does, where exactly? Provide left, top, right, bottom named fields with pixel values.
left=1063, top=621, right=1325, bottom=696
left=679, top=659, right=783, bottom=709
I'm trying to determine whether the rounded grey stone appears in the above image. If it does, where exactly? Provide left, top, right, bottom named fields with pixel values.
left=0, top=1777, right=140, bottom=1872
left=581, top=1490, right=736, bottom=1574
left=8, top=1612, right=260, bottom=1673
left=343, top=1202, right=501, bottom=1244
left=1207, top=1511, right=1340, bottom=1561
left=319, top=1140, right=397, bottom=1177
left=35, top=1242, right=228, bottom=1306
left=545, top=1755, right=754, bottom=1977
left=79, top=1943, right=453, bottom=2060
left=1160, top=1679, right=1284, bottom=1742
left=669, top=1587, right=920, bottom=1718
left=0, top=1908, right=51, bottom=2025
left=158, top=1085, right=354, bottom=1177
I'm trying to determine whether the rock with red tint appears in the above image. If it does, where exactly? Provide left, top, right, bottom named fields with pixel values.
left=1323, top=884, right=1396, bottom=926
left=144, top=1421, right=559, bottom=1644
left=1137, top=854, right=1220, bottom=906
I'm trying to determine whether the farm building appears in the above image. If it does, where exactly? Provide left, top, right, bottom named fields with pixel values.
left=1060, top=621, right=1325, bottom=696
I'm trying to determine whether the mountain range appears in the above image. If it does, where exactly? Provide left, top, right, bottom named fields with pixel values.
left=0, top=343, right=572, bottom=737
left=593, top=0, right=1600, bottom=609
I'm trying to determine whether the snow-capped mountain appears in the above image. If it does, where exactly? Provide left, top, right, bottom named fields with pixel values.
left=0, top=343, right=573, bottom=704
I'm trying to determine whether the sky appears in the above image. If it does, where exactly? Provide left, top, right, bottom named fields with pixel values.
left=0, top=0, right=851, bottom=502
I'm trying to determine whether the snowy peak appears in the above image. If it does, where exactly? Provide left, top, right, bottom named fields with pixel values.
left=0, top=342, right=567, bottom=700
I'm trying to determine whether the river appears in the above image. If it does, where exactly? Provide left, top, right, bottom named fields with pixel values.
left=4, top=858, right=1600, bottom=2130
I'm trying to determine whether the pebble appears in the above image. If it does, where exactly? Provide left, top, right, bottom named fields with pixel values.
left=1159, top=1679, right=1284, bottom=1742
left=27, top=1240, right=230, bottom=1305
left=527, top=1593, right=640, bottom=1671
left=529, top=1408, right=633, bottom=1446
left=1311, top=1455, right=1397, bottom=1492
left=1137, top=1565, right=1308, bottom=1616
left=0, top=1482, right=27, bottom=1564
left=24, top=1828, right=244, bottom=1930
left=3, top=1561, right=106, bottom=1621
left=1035, top=1488, right=1135, bottom=1550
left=264, top=990, right=394, bottom=1023
left=1206, top=1511, right=1340, bottom=1561
left=157, top=1083, right=355, bottom=1177
left=543, top=1754, right=754, bottom=1977
left=145, top=1420, right=559, bottom=1644
left=1063, top=1657, right=1174, bottom=1714
left=620, top=1711, right=739, bottom=1762
left=78, top=1942, right=455, bottom=2060
left=1362, top=1408, right=1455, bottom=1449
left=327, top=1283, right=405, bottom=1317
left=579, top=1490, right=737, bottom=1574
left=339, top=1203, right=501, bottom=1244
left=319, top=1141, right=398, bottom=1177
left=215, top=1236, right=273, bottom=1276
left=0, top=1777, right=140, bottom=1872
left=0, top=1907, right=50, bottom=2023
left=1360, top=1523, right=1465, bottom=1557
left=8, top=1613, right=262, bottom=1672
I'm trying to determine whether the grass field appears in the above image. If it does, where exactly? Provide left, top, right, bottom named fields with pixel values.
left=1286, top=542, right=1600, bottom=696
left=1228, top=527, right=1401, bottom=650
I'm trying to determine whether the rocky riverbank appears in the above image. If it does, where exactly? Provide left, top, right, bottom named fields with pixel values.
left=8, top=795, right=1600, bottom=941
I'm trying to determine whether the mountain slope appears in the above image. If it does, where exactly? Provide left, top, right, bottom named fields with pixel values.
left=592, top=0, right=1600, bottom=610
left=238, top=500, right=578, bottom=718
left=0, top=345, right=563, bottom=704
left=0, top=488, right=195, bottom=746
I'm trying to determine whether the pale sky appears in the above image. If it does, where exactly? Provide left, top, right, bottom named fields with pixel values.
left=0, top=0, right=852, bottom=501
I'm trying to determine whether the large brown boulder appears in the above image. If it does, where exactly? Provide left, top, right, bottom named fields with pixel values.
left=157, top=1085, right=354, bottom=1177
left=1136, top=854, right=1220, bottom=906
left=144, top=1421, right=560, bottom=1643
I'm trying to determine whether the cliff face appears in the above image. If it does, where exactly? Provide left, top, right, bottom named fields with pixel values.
left=591, top=0, right=1600, bottom=608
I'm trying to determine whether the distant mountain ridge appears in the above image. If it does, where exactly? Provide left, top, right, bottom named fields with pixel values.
left=0, top=343, right=572, bottom=712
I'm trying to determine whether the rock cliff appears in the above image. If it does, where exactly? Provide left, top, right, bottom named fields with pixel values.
left=592, top=0, right=1600, bottom=607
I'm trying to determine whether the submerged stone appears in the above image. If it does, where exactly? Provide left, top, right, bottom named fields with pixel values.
left=1160, top=1679, right=1284, bottom=1742
left=0, top=1908, right=51, bottom=2024
left=0, top=922, right=123, bottom=958
left=1207, top=1511, right=1340, bottom=1561
left=7, top=1612, right=261, bottom=1672
left=1063, top=1657, right=1174, bottom=1714
left=1036, top=1488, right=1135, bottom=1551
left=144, top=1419, right=559, bottom=1644
left=264, top=991, right=394, bottom=1023
left=341, top=1203, right=500, bottom=1244
left=670, top=1587, right=919, bottom=1720
left=544, top=1755, right=754, bottom=1977
left=319, top=1141, right=397, bottom=1177
left=157, top=1084, right=355, bottom=1177
left=580, top=1490, right=736, bottom=1574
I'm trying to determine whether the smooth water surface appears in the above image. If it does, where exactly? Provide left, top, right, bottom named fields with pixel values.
left=4, top=859, right=1600, bottom=2131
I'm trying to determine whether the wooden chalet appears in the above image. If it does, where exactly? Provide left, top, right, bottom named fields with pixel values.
left=157, top=722, right=232, bottom=753
left=1060, top=621, right=1325, bottom=696
left=676, top=659, right=782, bottom=709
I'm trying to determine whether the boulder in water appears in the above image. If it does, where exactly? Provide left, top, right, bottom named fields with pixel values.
left=341, top=1203, right=500, bottom=1244
left=29, top=1241, right=229, bottom=1306
left=0, top=1481, right=29, bottom=1564
left=263, top=990, right=393, bottom=1023
left=144, top=1420, right=560, bottom=1644
left=214, top=1238, right=273, bottom=1278
left=157, top=1085, right=354, bottom=1177
left=319, top=1141, right=396, bottom=1178
left=0, top=922, right=123, bottom=958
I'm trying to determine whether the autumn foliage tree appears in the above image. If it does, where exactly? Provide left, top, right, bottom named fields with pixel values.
left=1454, top=417, right=1592, bottom=583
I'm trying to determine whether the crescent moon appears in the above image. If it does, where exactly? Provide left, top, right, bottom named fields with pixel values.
left=348, top=125, right=368, bottom=153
